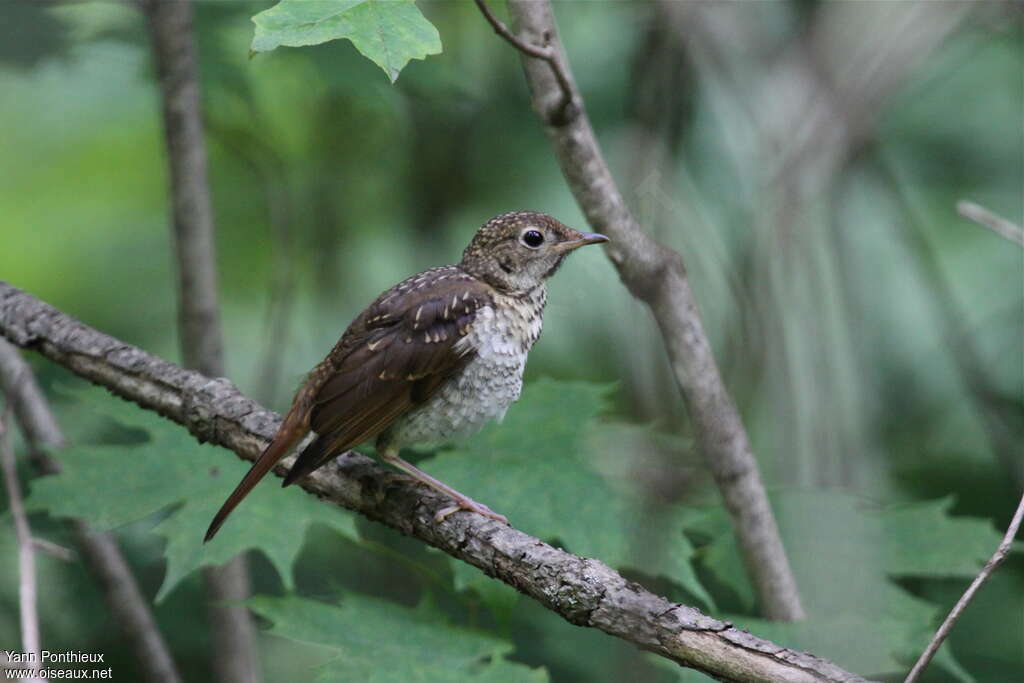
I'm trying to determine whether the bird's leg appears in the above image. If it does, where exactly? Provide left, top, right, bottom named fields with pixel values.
left=379, top=448, right=508, bottom=524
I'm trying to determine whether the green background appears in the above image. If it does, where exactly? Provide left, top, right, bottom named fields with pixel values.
left=1, top=1, right=1021, bottom=681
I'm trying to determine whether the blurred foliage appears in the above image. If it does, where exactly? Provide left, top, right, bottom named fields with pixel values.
left=425, top=379, right=712, bottom=610
left=683, top=493, right=1013, bottom=678
left=0, top=1, right=1021, bottom=682
left=249, top=593, right=547, bottom=682
left=25, top=386, right=357, bottom=602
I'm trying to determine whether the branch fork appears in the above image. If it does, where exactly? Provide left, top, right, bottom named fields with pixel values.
left=474, top=0, right=578, bottom=125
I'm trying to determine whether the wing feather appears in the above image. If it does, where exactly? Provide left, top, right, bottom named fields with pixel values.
left=207, top=266, right=493, bottom=538
left=296, top=268, right=493, bottom=479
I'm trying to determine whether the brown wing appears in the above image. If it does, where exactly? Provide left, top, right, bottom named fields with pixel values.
left=283, top=268, right=494, bottom=484
left=205, top=266, right=493, bottom=542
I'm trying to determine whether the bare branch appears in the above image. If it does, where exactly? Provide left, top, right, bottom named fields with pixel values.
left=140, top=0, right=260, bottom=678
left=473, top=0, right=577, bottom=124
left=474, top=0, right=549, bottom=60
left=956, top=200, right=1024, bottom=248
left=904, top=490, right=1024, bottom=682
left=0, top=365, right=63, bottom=454
left=494, top=0, right=805, bottom=620
left=0, top=342, right=65, bottom=476
left=140, top=0, right=224, bottom=376
left=0, top=283, right=873, bottom=681
left=0, top=405, right=45, bottom=682
left=885, top=172, right=1024, bottom=490
left=70, top=521, right=184, bottom=683
left=0, top=338, right=182, bottom=683
left=31, top=538, right=76, bottom=563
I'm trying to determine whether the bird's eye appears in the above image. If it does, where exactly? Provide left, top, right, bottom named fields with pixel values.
left=521, top=230, right=544, bottom=248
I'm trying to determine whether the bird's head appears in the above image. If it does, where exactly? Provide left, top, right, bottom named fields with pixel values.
left=459, top=211, right=608, bottom=293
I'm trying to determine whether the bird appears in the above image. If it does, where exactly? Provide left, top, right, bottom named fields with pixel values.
left=204, top=211, right=608, bottom=541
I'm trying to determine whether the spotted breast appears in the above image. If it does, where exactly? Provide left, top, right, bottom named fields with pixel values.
left=379, top=283, right=547, bottom=449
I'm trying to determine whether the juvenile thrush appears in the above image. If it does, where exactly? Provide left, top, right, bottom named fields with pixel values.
left=205, top=211, right=607, bottom=541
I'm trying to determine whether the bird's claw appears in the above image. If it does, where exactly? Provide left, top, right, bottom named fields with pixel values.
left=435, top=500, right=508, bottom=525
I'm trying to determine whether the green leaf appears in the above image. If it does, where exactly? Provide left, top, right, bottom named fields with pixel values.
left=250, top=594, right=547, bottom=682
left=423, top=379, right=713, bottom=612
left=251, top=0, right=442, bottom=83
left=767, top=583, right=974, bottom=682
left=683, top=492, right=1004, bottom=608
left=915, top=563, right=1024, bottom=678
left=681, top=491, right=994, bottom=679
left=729, top=584, right=958, bottom=677
left=882, top=496, right=1004, bottom=578
left=27, top=388, right=357, bottom=601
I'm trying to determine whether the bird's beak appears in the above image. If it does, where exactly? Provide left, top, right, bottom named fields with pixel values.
left=555, top=232, right=610, bottom=253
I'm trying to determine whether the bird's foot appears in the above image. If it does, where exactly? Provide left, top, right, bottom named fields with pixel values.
left=435, top=499, right=508, bottom=525
left=379, top=450, right=509, bottom=524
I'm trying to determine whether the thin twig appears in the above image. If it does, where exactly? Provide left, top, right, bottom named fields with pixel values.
left=956, top=200, right=1024, bottom=247
left=32, top=538, right=76, bottom=562
left=904, top=490, right=1024, bottom=682
left=0, top=281, right=868, bottom=681
left=474, top=0, right=577, bottom=124
left=0, top=401, right=45, bottom=682
left=885, top=169, right=1024, bottom=490
left=474, top=0, right=549, bottom=59
left=0, top=338, right=182, bottom=683
left=140, top=0, right=225, bottom=374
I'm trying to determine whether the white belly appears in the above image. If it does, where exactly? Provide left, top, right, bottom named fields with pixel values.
left=385, top=287, right=545, bottom=447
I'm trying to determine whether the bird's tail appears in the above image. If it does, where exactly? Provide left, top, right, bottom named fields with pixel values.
left=204, top=418, right=307, bottom=542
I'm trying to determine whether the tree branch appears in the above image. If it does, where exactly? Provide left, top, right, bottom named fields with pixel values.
left=0, top=338, right=183, bottom=683
left=32, top=537, right=75, bottom=563
left=904, top=489, right=1024, bottom=682
left=956, top=200, right=1024, bottom=248
left=0, top=410, right=45, bottom=682
left=140, top=0, right=260, bottom=679
left=473, top=0, right=576, bottom=123
left=493, top=0, right=805, bottom=620
left=883, top=165, right=1024, bottom=491
left=0, top=283, right=871, bottom=682
left=141, top=0, right=224, bottom=375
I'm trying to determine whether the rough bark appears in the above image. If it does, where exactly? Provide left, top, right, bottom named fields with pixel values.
left=0, top=283, right=873, bottom=682
left=501, top=0, right=804, bottom=620
left=140, top=1, right=260, bottom=680
left=0, top=338, right=183, bottom=683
